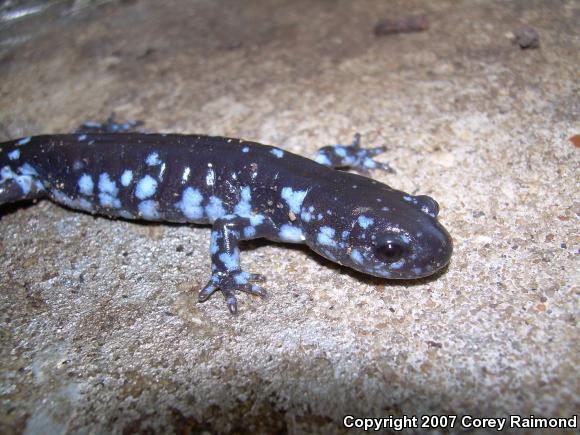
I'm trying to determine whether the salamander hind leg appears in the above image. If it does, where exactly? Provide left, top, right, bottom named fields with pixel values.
left=198, top=214, right=275, bottom=314
left=314, top=133, right=396, bottom=174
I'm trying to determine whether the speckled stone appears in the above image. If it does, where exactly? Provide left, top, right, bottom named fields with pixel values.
left=0, top=0, right=578, bottom=434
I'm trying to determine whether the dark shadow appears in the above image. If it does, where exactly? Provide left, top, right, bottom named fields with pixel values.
left=0, top=200, right=37, bottom=218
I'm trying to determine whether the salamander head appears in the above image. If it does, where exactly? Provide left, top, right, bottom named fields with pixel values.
left=304, top=192, right=452, bottom=279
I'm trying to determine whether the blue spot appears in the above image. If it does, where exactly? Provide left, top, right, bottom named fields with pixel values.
left=210, top=231, right=221, bottom=254
left=243, top=226, right=256, bottom=238
left=314, top=151, right=332, bottom=166
left=1, top=166, right=15, bottom=181
left=279, top=224, right=304, bottom=242
left=357, top=215, right=374, bottom=229
left=99, top=194, right=121, bottom=208
left=270, top=148, right=284, bottom=158
left=363, top=158, right=376, bottom=169
left=317, top=226, right=336, bottom=246
left=205, top=196, right=226, bottom=222
left=7, top=150, right=20, bottom=160
left=19, top=163, right=38, bottom=176
left=98, top=173, right=118, bottom=195
left=314, top=153, right=331, bottom=166
left=135, top=175, right=157, bottom=200
left=300, top=211, right=312, bottom=222
left=17, top=137, right=31, bottom=146
left=350, top=249, right=364, bottom=264
left=242, top=146, right=249, bottom=153
left=390, top=259, right=405, bottom=270
left=206, top=168, right=215, bottom=186
left=176, top=187, right=204, bottom=220
left=97, top=173, right=121, bottom=208
left=249, top=214, right=264, bottom=226
left=317, top=213, right=323, bottom=220
left=412, top=267, right=423, bottom=275
left=401, top=234, right=411, bottom=244
left=182, top=167, right=191, bottom=183
left=341, top=230, right=350, bottom=239
left=145, top=152, right=162, bottom=166
left=15, top=175, right=33, bottom=194
left=78, top=134, right=87, bottom=141
left=281, top=187, right=308, bottom=213
left=78, top=174, right=94, bottom=195
left=240, top=186, right=251, bottom=200
left=219, top=250, right=240, bottom=271
left=78, top=198, right=93, bottom=210
left=334, top=146, right=347, bottom=157
left=138, top=200, right=159, bottom=219
left=34, top=180, right=45, bottom=192
left=120, top=170, right=133, bottom=187
left=234, top=186, right=252, bottom=216
left=234, top=272, right=250, bottom=285
left=320, top=248, right=337, bottom=261
left=343, top=155, right=356, bottom=166
left=51, top=190, right=72, bottom=206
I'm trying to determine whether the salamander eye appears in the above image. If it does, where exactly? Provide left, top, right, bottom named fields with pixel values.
left=375, top=241, right=404, bottom=263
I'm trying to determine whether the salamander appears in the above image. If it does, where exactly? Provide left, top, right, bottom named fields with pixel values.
left=0, top=122, right=452, bottom=313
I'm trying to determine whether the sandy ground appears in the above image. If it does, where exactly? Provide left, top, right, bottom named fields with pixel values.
left=0, top=0, right=578, bottom=434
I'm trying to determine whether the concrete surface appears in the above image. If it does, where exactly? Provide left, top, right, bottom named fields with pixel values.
left=0, top=0, right=578, bottom=433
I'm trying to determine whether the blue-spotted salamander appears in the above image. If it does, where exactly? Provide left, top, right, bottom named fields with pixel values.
left=0, top=122, right=452, bottom=313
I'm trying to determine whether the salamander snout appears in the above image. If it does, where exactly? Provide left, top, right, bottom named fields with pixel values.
left=404, top=221, right=453, bottom=278
left=330, top=198, right=453, bottom=279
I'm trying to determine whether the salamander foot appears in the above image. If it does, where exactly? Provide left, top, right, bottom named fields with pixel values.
left=314, top=133, right=396, bottom=174
left=198, top=271, right=267, bottom=314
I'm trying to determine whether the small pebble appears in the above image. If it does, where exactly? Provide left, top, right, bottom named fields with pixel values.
left=514, top=27, right=540, bottom=49
left=374, top=15, right=429, bottom=36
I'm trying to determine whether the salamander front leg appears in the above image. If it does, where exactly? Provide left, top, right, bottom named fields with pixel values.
left=314, top=133, right=396, bottom=174
left=198, top=214, right=275, bottom=314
